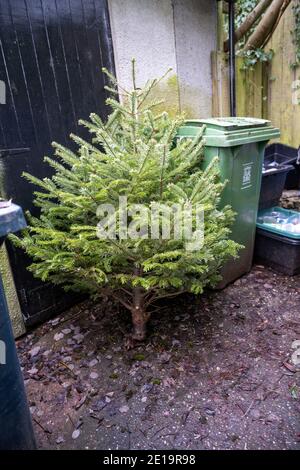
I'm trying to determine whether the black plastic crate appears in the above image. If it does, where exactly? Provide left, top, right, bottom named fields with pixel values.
left=259, top=164, right=293, bottom=209
left=254, top=228, right=300, bottom=275
left=265, top=143, right=300, bottom=189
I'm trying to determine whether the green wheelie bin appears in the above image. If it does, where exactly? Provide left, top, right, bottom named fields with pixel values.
left=176, top=117, right=280, bottom=288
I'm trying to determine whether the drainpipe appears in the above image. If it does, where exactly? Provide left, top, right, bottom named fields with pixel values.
left=228, top=0, right=236, bottom=116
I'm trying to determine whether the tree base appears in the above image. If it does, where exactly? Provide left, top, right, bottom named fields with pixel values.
left=124, top=334, right=139, bottom=350
left=131, top=308, right=149, bottom=342
left=123, top=308, right=150, bottom=349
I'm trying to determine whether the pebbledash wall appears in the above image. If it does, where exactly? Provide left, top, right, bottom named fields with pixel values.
left=108, top=0, right=217, bottom=117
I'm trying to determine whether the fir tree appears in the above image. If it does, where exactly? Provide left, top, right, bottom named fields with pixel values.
left=11, top=61, right=240, bottom=341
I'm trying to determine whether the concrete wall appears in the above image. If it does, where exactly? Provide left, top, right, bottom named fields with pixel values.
left=108, top=0, right=217, bottom=117
left=173, top=0, right=217, bottom=117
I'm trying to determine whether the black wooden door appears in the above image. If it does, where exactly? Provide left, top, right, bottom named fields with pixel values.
left=0, top=0, right=114, bottom=326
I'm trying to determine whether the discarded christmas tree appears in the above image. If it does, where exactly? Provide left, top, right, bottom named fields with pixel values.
left=11, top=61, right=240, bottom=341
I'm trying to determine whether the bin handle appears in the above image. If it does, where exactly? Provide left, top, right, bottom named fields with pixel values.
left=297, top=146, right=300, bottom=165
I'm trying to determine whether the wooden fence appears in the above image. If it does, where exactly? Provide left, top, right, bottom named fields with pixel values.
left=212, top=1, right=300, bottom=148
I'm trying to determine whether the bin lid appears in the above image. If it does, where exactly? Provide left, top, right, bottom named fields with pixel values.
left=0, top=203, right=27, bottom=238
left=178, top=117, right=280, bottom=147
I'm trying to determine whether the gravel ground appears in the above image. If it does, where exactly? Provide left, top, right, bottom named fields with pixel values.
left=17, top=264, right=300, bottom=450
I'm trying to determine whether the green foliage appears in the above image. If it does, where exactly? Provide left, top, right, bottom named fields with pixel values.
left=11, top=61, right=240, bottom=329
left=240, top=47, right=274, bottom=69
left=231, top=0, right=274, bottom=69
left=291, top=0, right=300, bottom=68
left=236, top=0, right=260, bottom=26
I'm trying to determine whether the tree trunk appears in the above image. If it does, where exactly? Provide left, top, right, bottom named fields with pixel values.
left=130, top=287, right=149, bottom=341
left=224, top=0, right=272, bottom=52
left=260, top=0, right=291, bottom=48
left=243, top=0, right=292, bottom=51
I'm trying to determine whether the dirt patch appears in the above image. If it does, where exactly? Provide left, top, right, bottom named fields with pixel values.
left=280, top=190, right=300, bottom=211
left=17, top=265, right=300, bottom=450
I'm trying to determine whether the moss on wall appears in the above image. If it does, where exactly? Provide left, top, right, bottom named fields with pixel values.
left=145, top=73, right=207, bottom=118
left=0, top=245, right=25, bottom=338
left=146, top=73, right=180, bottom=117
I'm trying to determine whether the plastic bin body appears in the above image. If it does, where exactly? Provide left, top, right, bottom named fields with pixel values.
left=177, top=117, right=280, bottom=287
left=255, top=206, right=300, bottom=275
left=0, top=204, right=36, bottom=449
left=255, top=229, right=300, bottom=275
left=265, top=143, right=300, bottom=189
left=259, top=164, right=294, bottom=209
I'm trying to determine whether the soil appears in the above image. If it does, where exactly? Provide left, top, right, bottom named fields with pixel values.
left=16, top=264, right=300, bottom=450
left=280, top=190, right=300, bottom=211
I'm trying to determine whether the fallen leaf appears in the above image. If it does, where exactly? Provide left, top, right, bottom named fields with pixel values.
left=54, top=333, right=64, bottom=342
left=92, top=399, right=106, bottom=412
left=73, top=333, right=84, bottom=344
left=62, top=328, right=71, bottom=335
left=163, top=377, right=176, bottom=388
left=283, top=362, right=296, bottom=373
left=265, top=413, right=280, bottom=423
left=263, top=283, right=273, bottom=289
left=74, top=394, right=87, bottom=410
left=133, top=353, right=145, bottom=361
left=159, top=352, right=172, bottom=364
left=88, top=359, right=98, bottom=368
left=204, top=407, right=215, bottom=416
left=72, top=429, right=80, bottom=439
left=90, top=372, right=99, bottom=380
left=119, top=405, right=129, bottom=413
left=29, top=346, right=40, bottom=358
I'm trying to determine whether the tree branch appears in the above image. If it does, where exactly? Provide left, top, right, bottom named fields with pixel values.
left=120, top=287, right=133, bottom=298
left=224, top=0, right=272, bottom=52
left=243, top=0, right=292, bottom=52
left=145, top=289, right=187, bottom=307
left=261, top=0, right=291, bottom=48
left=112, top=293, right=132, bottom=311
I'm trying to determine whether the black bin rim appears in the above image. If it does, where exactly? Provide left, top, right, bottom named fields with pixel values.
left=256, top=227, right=300, bottom=245
left=262, top=164, right=294, bottom=176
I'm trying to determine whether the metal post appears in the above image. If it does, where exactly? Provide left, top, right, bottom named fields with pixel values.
left=228, top=0, right=236, bottom=117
